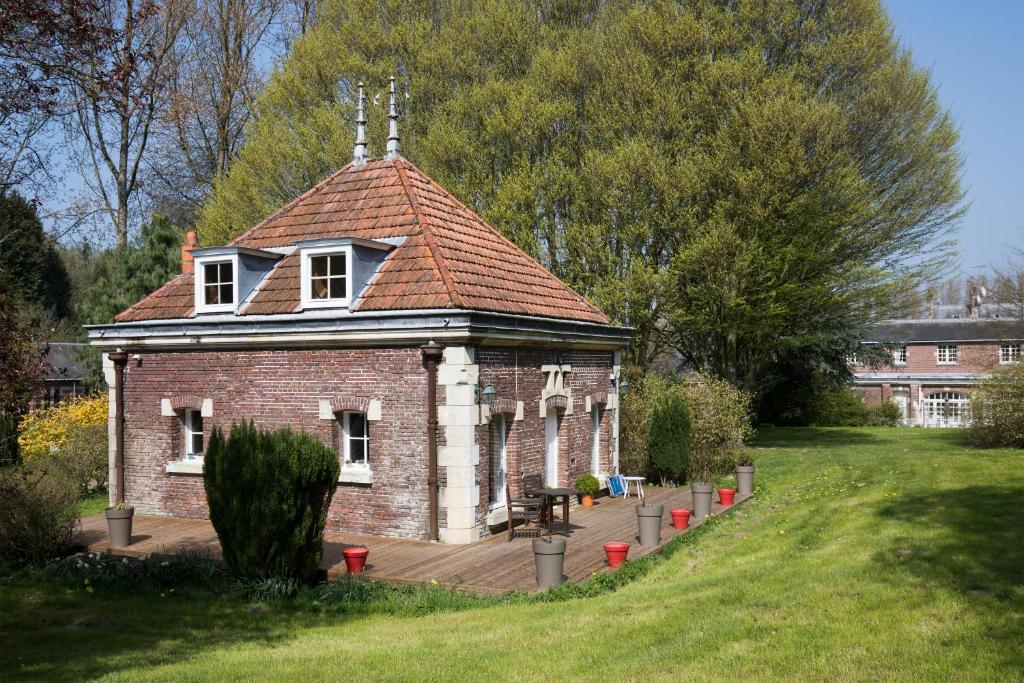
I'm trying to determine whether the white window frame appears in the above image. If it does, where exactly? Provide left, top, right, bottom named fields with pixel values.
left=845, top=353, right=859, bottom=365
left=300, top=246, right=353, bottom=309
left=194, top=255, right=239, bottom=314
left=342, top=411, right=369, bottom=468
left=488, top=415, right=507, bottom=509
left=183, top=408, right=204, bottom=461
left=936, top=344, right=958, bottom=365
left=590, top=405, right=601, bottom=475
left=999, top=342, right=1020, bottom=365
left=893, top=345, right=907, bottom=366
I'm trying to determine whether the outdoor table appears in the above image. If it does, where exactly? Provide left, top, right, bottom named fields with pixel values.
left=534, top=487, right=578, bottom=535
left=622, top=476, right=646, bottom=499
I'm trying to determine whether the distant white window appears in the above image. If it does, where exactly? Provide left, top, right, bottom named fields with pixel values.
left=999, top=343, right=1021, bottom=365
left=194, top=256, right=238, bottom=313
left=845, top=353, right=859, bottom=365
left=183, top=409, right=204, bottom=460
left=301, top=247, right=352, bottom=308
left=342, top=411, right=369, bottom=467
left=893, top=345, right=907, bottom=365
left=937, top=344, right=958, bottom=365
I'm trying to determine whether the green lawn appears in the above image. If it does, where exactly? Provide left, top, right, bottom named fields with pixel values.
left=79, top=490, right=109, bottom=518
left=2, top=428, right=1022, bottom=681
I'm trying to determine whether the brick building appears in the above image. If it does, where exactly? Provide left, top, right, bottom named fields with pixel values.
left=87, top=83, right=630, bottom=543
left=851, top=318, right=1024, bottom=427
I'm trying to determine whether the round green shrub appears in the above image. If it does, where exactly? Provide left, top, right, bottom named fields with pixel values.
left=575, top=474, right=599, bottom=497
left=203, top=421, right=340, bottom=581
left=646, top=394, right=692, bottom=485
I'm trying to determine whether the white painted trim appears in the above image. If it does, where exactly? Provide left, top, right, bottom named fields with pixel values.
left=200, top=398, right=213, bottom=417
left=338, top=465, right=373, bottom=484
left=194, top=255, right=240, bottom=314
left=166, top=459, right=204, bottom=475
left=160, top=398, right=174, bottom=416
left=300, top=245, right=353, bottom=309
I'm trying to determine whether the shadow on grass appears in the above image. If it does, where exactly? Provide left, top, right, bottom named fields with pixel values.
left=0, top=576, right=345, bottom=682
left=753, top=427, right=886, bottom=448
left=874, top=485, right=1024, bottom=663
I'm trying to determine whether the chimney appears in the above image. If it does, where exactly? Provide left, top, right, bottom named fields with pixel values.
left=181, top=230, right=199, bottom=274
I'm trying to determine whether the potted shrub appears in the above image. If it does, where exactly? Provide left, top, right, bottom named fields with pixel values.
left=603, top=541, right=629, bottom=568
left=105, top=500, right=134, bottom=547
left=575, top=474, right=599, bottom=508
left=532, top=535, right=566, bottom=590
left=736, top=453, right=755, bottom=495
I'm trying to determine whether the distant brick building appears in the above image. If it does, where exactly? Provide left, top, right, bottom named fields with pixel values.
left=851, top=318, right=1024, bottom=427
left=87, top=84, right=629, bottom=543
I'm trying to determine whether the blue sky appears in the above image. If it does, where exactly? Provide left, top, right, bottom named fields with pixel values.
left=885, top=0, right=1024, bottom=273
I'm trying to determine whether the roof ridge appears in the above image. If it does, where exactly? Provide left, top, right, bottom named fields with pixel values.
left=228, top=160, right=356, bottom=247
left=399, top=160, right=609, bottom=321
left=393, top=158, right=462, bottom=308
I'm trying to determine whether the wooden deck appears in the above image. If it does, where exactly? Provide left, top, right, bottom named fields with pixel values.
left=75, top=487, right=750, bottom=594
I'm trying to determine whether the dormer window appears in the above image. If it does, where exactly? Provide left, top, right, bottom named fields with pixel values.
left=194, top=254, right=240, bottom=314
left=301, top=246, right=352, bottom=308
left=203, top=261, right=235, bottom=306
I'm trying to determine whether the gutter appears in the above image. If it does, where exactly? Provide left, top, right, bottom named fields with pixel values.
left=420, top=341, right=444, bottom=541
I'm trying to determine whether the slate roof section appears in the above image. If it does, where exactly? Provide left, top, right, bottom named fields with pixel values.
left=117, top=158, right=609, bottom=324
left=866, top=319, right=1024, bottom=343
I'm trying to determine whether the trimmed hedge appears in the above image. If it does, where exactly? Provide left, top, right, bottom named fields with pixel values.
left=204, top=421, right=339, bottom=580
left=646, top=394, right=691, bottom=484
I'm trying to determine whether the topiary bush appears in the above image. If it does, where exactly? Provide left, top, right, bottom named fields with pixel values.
left=575, top=474, right=599, bottom=497
left=646, top=394, right=692, bottom=485
left=204, top=421, right=340, bottom=581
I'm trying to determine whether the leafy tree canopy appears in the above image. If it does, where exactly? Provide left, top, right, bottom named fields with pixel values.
left=199, top=0, right=965, bottom=389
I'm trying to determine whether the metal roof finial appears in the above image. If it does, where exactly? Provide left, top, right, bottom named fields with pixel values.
left=353, top=82, right=368, bottom=165
left=385, top=76, right=401, bottom=160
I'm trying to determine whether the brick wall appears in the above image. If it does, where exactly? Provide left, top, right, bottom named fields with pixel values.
left=121, top=347, right=429, bottom=539
left=476, top=348, right=615, bottom=526
left=853, top=342, right=1003, bottom=375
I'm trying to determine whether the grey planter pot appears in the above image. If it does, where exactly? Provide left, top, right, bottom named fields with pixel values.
left=691, top=482, right=714, bottom=521
left=736, top=464, right=755, bottom=496
left=635, top=503, right=664, bottom=546
left=532, top=536, right=566, bottom=590
left=105, top=507, right=135, bottom=547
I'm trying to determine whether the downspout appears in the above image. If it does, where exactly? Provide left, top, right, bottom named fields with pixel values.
left=108, top=351, right=128, bottom=504
left=420, top=341, right=444, bottom=541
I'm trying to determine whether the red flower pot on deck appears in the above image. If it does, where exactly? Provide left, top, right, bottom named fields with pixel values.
left=670, top=508, right=692, bottom=529
left=342, top=546, right=369, bottom=574
left=603, top=542, right=630, bottom=568
left=718, top=488, right=736, bottom=506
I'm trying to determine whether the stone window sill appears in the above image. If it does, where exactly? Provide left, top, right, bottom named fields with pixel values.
left=166, top=459, right=204, bottom=475
left=339, top=466, right=373, bottom=484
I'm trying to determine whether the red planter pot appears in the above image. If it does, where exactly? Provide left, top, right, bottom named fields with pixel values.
left=342, top=546, right=370, bottom=574
left=603, top=542, right=630, bottom=568
left=669, top=508, right=692, bottom=529
left=718, top=488, right=736, bottom=506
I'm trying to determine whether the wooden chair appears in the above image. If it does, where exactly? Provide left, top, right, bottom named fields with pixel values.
left=505, top=481, right=544, bottom=541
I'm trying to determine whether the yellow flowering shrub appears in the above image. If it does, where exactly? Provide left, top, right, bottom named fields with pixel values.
left=19, top=395, right=108, bottom=492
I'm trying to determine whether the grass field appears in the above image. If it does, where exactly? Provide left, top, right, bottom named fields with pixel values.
left=2, top=428, right=1022, bottom=681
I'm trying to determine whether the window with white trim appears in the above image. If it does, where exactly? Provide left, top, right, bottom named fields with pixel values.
left=194, top=256, right=238, bottom=313
left=183, top=409, right=204, bottom=460
left=590, top=406, right=601, bottom=475
left=342, top=411, right=369, bottom=467
left=489, top=415, right=507, bottom=507
left=936, top=344, right=958, bottom=365
left=845, top=352, right=859, bottom=365
left=999, top=343, right=1021, bottom=364
left=301, top=247, right=352, bottom=308
left=893, top=345, right=907, bottom=365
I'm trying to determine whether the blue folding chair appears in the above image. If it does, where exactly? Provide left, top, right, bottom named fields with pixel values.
left=607, top=474, right=627, bottom=497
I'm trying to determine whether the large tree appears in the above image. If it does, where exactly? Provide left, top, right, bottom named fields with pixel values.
left=0, top=192, right=72, bottom=318
left=197, top=0, right=965, bottom=387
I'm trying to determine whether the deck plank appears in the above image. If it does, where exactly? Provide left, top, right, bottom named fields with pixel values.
left=75, top=487, right=750, bottom=594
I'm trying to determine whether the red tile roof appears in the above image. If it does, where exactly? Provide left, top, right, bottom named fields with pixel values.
left=117, top=158, right=610, bottom=324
